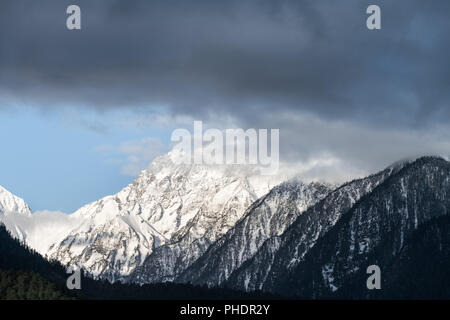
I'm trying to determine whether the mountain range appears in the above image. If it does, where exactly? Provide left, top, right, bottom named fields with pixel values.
left=1, top=150, right=450, bottom=299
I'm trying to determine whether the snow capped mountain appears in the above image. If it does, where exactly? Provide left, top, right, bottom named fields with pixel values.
left=0, top=185, right=32, bottom=243
left=3, top=154, right=450, bottom=299
left=0, top=185, right=31, bottom=216
left=223, top=161, right=407, bottom=292
left=277, top=156, right=450, bottom=298
left=2, top=156, right=450, bottom=298
left=173, top=178, right=332, bottom=286
left=45, top=148, right=286, bottom=282
left=0, top=185, right=78, bottom=255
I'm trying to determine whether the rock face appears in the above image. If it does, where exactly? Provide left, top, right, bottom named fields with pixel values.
left=275, top=157, right=450, bottom=298
left=224, top=162, right=406, bottom=292
left=46, top=149, right=284, bottom=282
left=173, top=179, right=332, bottom=286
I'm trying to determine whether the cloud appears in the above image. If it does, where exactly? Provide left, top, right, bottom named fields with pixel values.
left=2, top=0, right=449, bottom=126
left=96, top=138, right=168, bottom=176
left=1, top=0, right=450, bottom=180
left=0, top=209, right=78, bottom=255
left=273, top=111, right=450, bottom=181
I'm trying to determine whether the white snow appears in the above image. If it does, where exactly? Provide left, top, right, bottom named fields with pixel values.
left=1, top=146, right=292, bottom=281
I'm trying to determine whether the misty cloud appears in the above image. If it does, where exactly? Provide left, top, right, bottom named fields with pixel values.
left=96, top=137, right=168, bottom=176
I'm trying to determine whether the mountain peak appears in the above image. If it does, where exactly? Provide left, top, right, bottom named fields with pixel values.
left=386, top=155, right=447, bottom=172
left=0, top=185, right=32, bottom=216
left=45, top=147, right=287, bottom=282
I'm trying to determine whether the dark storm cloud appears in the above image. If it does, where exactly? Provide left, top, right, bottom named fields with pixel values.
left=2, top=0, right=450, bottom=180
left=1, top=0, right=449, bottom=129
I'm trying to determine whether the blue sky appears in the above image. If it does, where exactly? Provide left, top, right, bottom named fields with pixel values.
left=0, top=106, right=172, bottom=213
